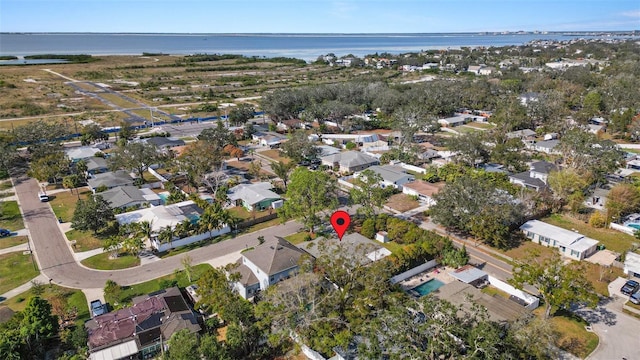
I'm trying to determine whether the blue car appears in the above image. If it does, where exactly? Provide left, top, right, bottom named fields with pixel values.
left=621, top=280, right=639, bottom=296
left=0, top=229, right=11, bottom=237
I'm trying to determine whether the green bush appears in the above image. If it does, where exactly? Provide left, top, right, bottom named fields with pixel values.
left=361, top=218, right=376, bottom=239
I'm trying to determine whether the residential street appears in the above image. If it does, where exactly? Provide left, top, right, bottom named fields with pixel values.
left=12, top=174, right=302, bottom=289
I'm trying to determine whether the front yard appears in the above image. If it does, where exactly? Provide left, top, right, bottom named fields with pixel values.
left=66, top=229, right=103, bottom=252
left=0, top=201, right=24, bottom=231
left=49, top=189, right=91, bottom=222
left=259, top=149, right=291, bottom=164
left=542, top=213, right=636, bottom=254
left=385, top=193, right=420, bottom=213
left=0, top=252, right=39, bottom=294
left=0, top=235, right=28, bottom=250
left=3, top=284, right=90, bottom=324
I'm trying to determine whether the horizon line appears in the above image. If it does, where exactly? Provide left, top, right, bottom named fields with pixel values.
left=2, top=30, right=638, bottom=35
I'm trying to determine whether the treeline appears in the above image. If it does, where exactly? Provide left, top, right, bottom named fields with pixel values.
left=23, top=54, right=97, bottom=63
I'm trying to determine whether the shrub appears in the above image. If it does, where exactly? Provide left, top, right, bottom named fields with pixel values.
left=588, top=211, right=606, bottom=228
left=361, top=218, right=376, bottom=239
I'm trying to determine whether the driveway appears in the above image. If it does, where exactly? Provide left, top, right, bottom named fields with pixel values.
left=13, top=174, right=302, bottom=289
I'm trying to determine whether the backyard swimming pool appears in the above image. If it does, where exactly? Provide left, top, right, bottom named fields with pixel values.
left=411, top=279, right=445, bottom=297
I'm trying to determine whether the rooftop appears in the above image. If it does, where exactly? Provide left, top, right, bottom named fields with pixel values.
left=227, top=182, right=281, bottom=206
left=321, top=151, right=379, bottom=169
left=520, top=220, right=599, bottom=251
left=402, top=180, right=445, bottom=197
left=87, top=170, right=135, bottom=189
left=242, top=237, right=308, bottom=276
left=99, top=186, right=147, bottom=209
left=298, top=233, right=390, bottom=264
left=362, top=165, right=414, bottom=183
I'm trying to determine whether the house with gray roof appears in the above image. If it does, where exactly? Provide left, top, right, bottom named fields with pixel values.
left=437, top=115, right=470, bottom=128
left=232, top=237, right=309, bottom=299
left=520, top=220, right=598, bottom=260
left=297, top=233, right=391, bottom=265
left=509, top=161, right=557, bottom=192
left=88, top=170, right=135, bottom=192
left=528, top=139, right=560, bottom=154
left=356, top=165, right=414, bottom=190
left=85, top=157, right=109, bottom=176
left=227, top=182, right=282, bottom=211
left=321, top=151, right=379, bottom=173
left=141, top=137, right=185, bottom=150
left=66, top=146, right=102, bottom=163
left=505, top=129, right=536, bottom=140
left=99, top=186, right=157, bottom=210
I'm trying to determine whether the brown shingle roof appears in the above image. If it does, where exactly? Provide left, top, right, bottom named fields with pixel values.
left=403, top=180, right=445, bottom=197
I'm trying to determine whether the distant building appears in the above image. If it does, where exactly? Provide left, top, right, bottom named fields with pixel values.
left=438, top=115, right=470, bottom=127
left=509, top=161, right=558, bottom=192
left=356, top=165, right=415, bottom=190
left=140, top=137, right=186, bottom=151
left=321, top=151, right=379, bottom=173
left=86, top=287, right=201, bottom=360
left=87, top=170, right=135, bottom=192
left=99, top=185, right=159, bottom=210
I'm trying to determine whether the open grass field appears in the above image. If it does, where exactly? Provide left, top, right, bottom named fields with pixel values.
left=502, top=240, right=557, bottom=261
left=583, top=262, right=624, bottom=296
left=542, top=213, right=636, bottom=254
left=81, top=252, right=140, bottom=270
left=0, top=235, right=28, bottom=250
left=0, top=180, right=13, bottom=191
left=49, top=188, right=91, bottom=222
left=0, top=201, right=24, bottom=231
left=0, top=252, right=39, bottom=294
left=464, top=122, right=494, bottom=129
left=65, top=229, right=103, bottom=252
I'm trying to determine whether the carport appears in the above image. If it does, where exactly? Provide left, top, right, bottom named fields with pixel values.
left=449, top=265, right=488, bottom=288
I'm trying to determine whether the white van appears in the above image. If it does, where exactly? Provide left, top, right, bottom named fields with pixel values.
left=38, top=192, right=49, bottom=202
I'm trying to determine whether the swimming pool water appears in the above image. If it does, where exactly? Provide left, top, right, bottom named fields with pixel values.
left=411, top=279, right=445, bottom=296
left=627, top=223, right=640, bottom=230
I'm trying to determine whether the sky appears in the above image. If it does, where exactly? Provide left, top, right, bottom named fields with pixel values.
left=1, top=0, right=638, bottom=33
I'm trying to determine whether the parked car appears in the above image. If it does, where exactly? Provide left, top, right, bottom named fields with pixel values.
left=90, top=300, right=106, bottom=317
left=0, top=228, right=11, bottom=237
left=620, top=280, right=639, bottom=296
left=630, top=291, right=640, bottom=305
left=38, top=192, right=49, bottom=202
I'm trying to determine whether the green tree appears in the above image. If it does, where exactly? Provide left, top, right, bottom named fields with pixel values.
left=605, top=183, right=640, bottom=223
left=157, top=226, right=175, bottom=249
left=13, top=121, right=68, bottom=160
left=446, top=132, right=490, bottom=167
left=71, top=195, right=115, bottom=234
left=62, top=174, right=83, bottom=198
left=108, top=141, right=160, bottom=182
left=166, top=328, right=200, bottom=360
left=177, top=141, right=224, bottom=192
left=280, top=130, right=318, bottom=162
left=28, top=150, right=70, bottom=184
left=349, top=169, right=391, bottom=217
left=80, top=124, right=108, bottom=145
left=558, top=128, right=623, bottom=181
left=510, top=251, right=598, bottom=319
left=279, top=168, right=339, bottom=233
left=198, top=121, right=236, bottom=151
left=228, top=103, right=255, bottom=126
left=271, top=161, right=294, bottom=189
left=104, top=280, right=123, bottom=306
left=117, top=122, right=136, bottom=143
left=361, top=218, right=376, bottom=239
left=20, top=297, right=59, bottom=356
left=547, top=168, right=591, bottom=213
left=248, top=160, right=262, bottom=180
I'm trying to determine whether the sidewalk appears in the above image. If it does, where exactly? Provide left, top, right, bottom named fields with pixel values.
left=0, top=273, right=49, bottom=302
left=0, top=242, right=29, bottom=255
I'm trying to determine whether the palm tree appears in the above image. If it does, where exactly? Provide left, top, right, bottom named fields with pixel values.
left=157, top=226, right=175, bottom=249
left=175, top=219, right=194, bottom=239
left=198, top=204, right=221, bottom=239
left=136, top=220, right=153, bottom=241
left=272, top=161, right=293, bottom=189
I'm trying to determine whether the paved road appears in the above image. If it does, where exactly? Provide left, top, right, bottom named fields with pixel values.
left=14, top=174, right=302, bottom=289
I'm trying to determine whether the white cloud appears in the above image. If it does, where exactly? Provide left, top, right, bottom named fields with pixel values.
left=620, top=10, right=640, bottom=18
left=330, top=1, right=357, bottom=20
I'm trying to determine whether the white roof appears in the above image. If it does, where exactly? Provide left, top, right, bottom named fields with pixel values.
left=520, top=220, right=598, bottom=252
left=321, top=151, right=379, bottom=169
left=139, top=187, right=161, bottom=202
left=367, top=248, right=392, bottom=262
left=89, top=340, right=139, bottom=360
left=438, top=115, right=469, bottom=124
left=228, top=182, right=281, bottom=205
left=115, top=200, right=198, bottom=233
left=66, top=146, right=101, bottom=160
left=625, top=252, right=640, bottom=274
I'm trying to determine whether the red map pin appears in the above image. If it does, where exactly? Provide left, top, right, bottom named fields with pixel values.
left=330, top=210, right=351, bottom=241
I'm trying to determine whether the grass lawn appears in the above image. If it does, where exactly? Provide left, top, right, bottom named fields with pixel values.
left=0, top=201, right=24, bottom=231
left=0, top=252, right=39, bottom=294
left=549, top=311, right=599, bottom=358
left=542, top=213, right=636, bottom=254
left=259, top=149, right=291, bottom=164
left=381, top=241, right=405, bottom=254
left=583, top=262, right=624, bottom=296
left=0, top=235, right=28, bottom=250
left=454, top=126, right=480, bottom=134
left=114, top=263, right=212, bottom=307
left=285, top=232, right=313, bottom=245
left=464, top=122, right=494, bottom=129
left=228, top=206, right=272, bottom=220
left=3, top=285, right=90, bottom=324
left=143, top=170, right=159, bottom=182
left=0, top=180, right=13, bottom=191
left=385, top=193, right=420, bottom=213
left=503, top=240, right=557, bottom=261
left=481, top=285, right=511, bottom=299
left=81, top=252, right=140, bottom=270
left=49, top=189, right=91, bottom=222
left=0, top=191, right=15, bottom=198
left=66, top=229, right=103, bottom=252
left=241, top=217, right=283, bottom=233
